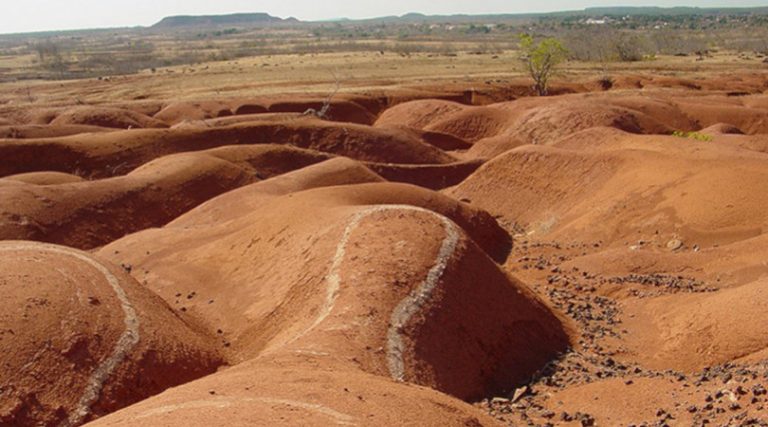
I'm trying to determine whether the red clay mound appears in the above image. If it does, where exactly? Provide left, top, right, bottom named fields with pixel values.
left=0, top=124, right=110, bottom=139
left=50, top=107, right=168, bottom=129
left=232, top=103, right=268, bottom=115
left=156, top=96, right=379, bottom=126
left=672, top=97, right=768, bottom=134
left=227, top=119, right=455, bottom=165
left=540, top=374, right=768, bottom=426
left=197, top=112, right=301, bottom=128
left=372, top=125, right=471, bottom=151
left=509, top=100, right=670, bottom=145
left=601, top=94, right=700, bottom=131
left=104, top=182, right=509, bottom=326
left=17, top=109, right=60, bottom=125
left=700, top=122, right=745, bottom=135
left=176, top=157, right=386, bottom=225
left=448, top=145, right=618, bottom=236
left=376, top=92, right=758, bottom=149
left=561, top=231, right=768, bottom=289
left=192, top=144, right=333, bottom=178
left=0, top=144, right=334, bottom=249
left=366, top=159, right=484, bottom=190
left=722, top=135, right=768, bottom=154
left=97, top=183, right=565, bottom=403
left=0, top=241, right=224, bottom=426
left=464, top=135, right=527, bottom=159
left=192, top=119, right=456, bottom=166
left=267, top=99, right=376, bottom=124
left=375, top=99, right=467, bottom=129
left=3, top=171, right=85, bottom=185
left=153, top=101, right=233, bottom=125
left=621, top=278, right=768, bottom=371
left=417, top=129, right=472, bottom=151
left=376, top=100, right=510, bottom=143
left=87, top=359, right=502, bottom=427
left=10, top=80, right=768, bottom=426
left=277, top=206, right=566, bottom=399
left=424, top=106, right=512, bottom=142
left=102, top=101, right=165, bottom=118
left=0, top=153, right=251, bottom=248
left=449, top=133, right=768, bottom=247
left=0, top=117, right=454, bottom=178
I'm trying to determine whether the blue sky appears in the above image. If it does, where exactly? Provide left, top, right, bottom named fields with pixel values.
left=2, top=0, right=766, bottom=34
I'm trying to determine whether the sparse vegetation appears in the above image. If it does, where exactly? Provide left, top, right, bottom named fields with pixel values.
left=0, top=7, right=767, bottom=82
left=303, top=70, right=341, bottom=119
left=672, top=130, right=713, bottom=141
left=518, top=34, right=568, bottom=96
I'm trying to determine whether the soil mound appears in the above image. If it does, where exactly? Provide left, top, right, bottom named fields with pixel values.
left=700, top=122, right=745, bottom=135
left=0, top=125, right=110, bottom=139
left=621, top=278, right=768, bottom=371
left=232, top=103, right=268, bottom=115
left=197, top=112, right=301, bottom=128
left=19, top=109, right=60, bottom=125
left=153, top=101, right=233, bottom=124
left=267, top=99, right=376, bottom=124
left=0, top=145, right=333, bottom=249
left=5, top=77, right=768, bottom=426
left=96, top=183, right=565, bottom=401
left=375, top=125, right=472, bottom=151
left=366, top=160, right=484, bottom=190
left=672, top=97, right=768, bottom=134
left=376, top=100, right=510, bottom=143
left=463, top=135, right=527, bottom=159
left=424, top=107, right=512, bottom=142
left=375, top=99, right=467, bottom=129
left=3, top=171, right=85, bottom=185
left=174, top=157, right=386, bottom=225
left=50, top=107, right=167, bottom=129
left=0, top=118, right=454, bottom=178
left=509, top=100, right=669, bottom=145
left=102, top=101, right=165, bottom=118
left=0, top=242, right=223, bottom=426
left=87, top=359, right=502, bottom=427
left=450, top=133, right=768, bottom=247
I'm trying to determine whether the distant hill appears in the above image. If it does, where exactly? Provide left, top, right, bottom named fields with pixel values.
left=152, top=13, right=299, bottom=29
left=583, top=6, right=768, bottom=16
left=316, top=6, right=768, bottom=25
left=147, top=7, right=768, bottom=30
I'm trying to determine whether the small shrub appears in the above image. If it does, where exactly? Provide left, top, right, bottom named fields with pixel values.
left=672, top=130, right=713, bottom=142
left=518, top=34, right=568, bottom=96
left=598, top=75, right=614, bottom=90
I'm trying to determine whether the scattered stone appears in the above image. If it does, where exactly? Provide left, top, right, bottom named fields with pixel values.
left=511, top=386, right=528, bottom=403
left=667, top=239, right=683, bottom=251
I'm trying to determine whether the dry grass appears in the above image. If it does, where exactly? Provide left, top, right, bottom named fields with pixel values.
left=0, top=48, right=765, bottom=109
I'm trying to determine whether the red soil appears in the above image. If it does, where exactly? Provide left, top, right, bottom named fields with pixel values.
left=2, top=73, right=768, bottom=426
left=0, top=125, right=110, bottom=139
left=50, top=107, right=168, bottom=129
left=0, top=242, right=223, bottom=426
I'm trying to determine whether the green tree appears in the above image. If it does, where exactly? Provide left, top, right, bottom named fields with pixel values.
left=518, top=34, right=568, bottom=96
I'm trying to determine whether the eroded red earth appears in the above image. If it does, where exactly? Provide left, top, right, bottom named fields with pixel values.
left=2, top=73, right=768, bottom=426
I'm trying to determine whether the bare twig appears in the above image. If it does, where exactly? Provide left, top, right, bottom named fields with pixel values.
left=303, top=70, right=341, bottom=119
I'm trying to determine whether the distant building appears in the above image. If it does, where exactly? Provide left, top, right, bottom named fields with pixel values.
left=585, top=18, right=607, bottom=25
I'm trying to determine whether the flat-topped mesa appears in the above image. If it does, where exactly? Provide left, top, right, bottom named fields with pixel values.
left=151, top=13, right=300, bottom=29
